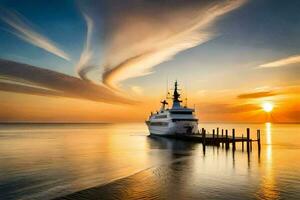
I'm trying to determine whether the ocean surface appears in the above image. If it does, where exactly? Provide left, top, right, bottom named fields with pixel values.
left=0, top=123, right=299, bottom=200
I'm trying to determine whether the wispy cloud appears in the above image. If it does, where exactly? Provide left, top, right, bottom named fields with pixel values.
left=77, top=0, right=246, bottom=88
left=0, top=59, right=135, bottom=104
left=97, top=0, right=246, bottom=89
left=76, top=13, right=94, bottom=80
left=0, top=9, right=70, bottom=61
left=259, top=55, right=300, bottom=68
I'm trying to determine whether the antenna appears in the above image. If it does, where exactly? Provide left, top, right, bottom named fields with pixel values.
left=166, top=77, right=169, bottom=99
left=185, top=80, right=188, bottom=107
left=166, top=77, right=172, bottom=100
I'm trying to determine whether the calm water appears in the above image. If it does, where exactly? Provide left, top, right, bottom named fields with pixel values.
left=0, top=123, right=299, bottom=200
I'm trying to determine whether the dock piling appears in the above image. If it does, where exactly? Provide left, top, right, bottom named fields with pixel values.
left=202, top=128, right=206, bottom=146
left=221, top=129, right=224, bottom=147
left=257, top=129, right=261, bottom=152
left=246, top=128, right=250, bottom=153
left=232, top=129, right=236, bottom=151
left=225, top=129, right=229, bottom=150
left=242, top=134, right=244, bottom=152
left=216, top=128, right=219, bottom=146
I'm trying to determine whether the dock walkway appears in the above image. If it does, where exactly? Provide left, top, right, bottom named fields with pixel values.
left=156, top=128, right=261, bottom=152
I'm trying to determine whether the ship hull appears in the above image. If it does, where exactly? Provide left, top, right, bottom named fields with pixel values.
left=146, top=121, right=198, bottom=136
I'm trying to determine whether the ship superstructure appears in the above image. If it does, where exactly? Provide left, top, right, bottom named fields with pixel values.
left=146, top=81, right=199, bottom=136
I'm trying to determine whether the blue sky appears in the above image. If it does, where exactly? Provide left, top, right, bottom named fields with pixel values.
left=0, top=0, right=299, bottom=122
left=0, top=0, right=299, bottom=79
left=0, top=0, right=85, bottom=73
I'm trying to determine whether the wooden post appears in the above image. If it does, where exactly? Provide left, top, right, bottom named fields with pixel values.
left=213, top=129, right=215, bottom=140
left=247, top=128, right=250, bottom=153
left=202, top=128, right=206, bottom=146
left=216, top=127, right=219, bottom=146
left=242, top=134, right=244, bottom=152
left=232, top=129, right=236, bottom=151
left=257, top=129, right=261, bottom=152
left=250, top=140, right=253, bottom=152
left=201, top=128, right=206, bottom=154
left=225, top=129, right=229, bottom=149
left=221, top=129, right=224, bottom=147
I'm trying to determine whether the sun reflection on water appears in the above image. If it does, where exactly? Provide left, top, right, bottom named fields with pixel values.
left=266, top=123, right=272, bottom=145
left=266, top=122, right=272, bottom=161
left=256, top=122, right=279, bottom=200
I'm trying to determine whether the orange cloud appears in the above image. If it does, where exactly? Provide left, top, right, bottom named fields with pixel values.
left=237, top=91, right=277, bottom=99
left=198, top=103, right=260, bottom=114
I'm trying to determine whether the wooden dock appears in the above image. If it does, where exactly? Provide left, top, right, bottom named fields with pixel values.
left=158, top=127, right=261, bottom=152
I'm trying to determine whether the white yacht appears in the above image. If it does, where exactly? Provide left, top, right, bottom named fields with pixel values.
left=146, top=81, right=199, bottom=136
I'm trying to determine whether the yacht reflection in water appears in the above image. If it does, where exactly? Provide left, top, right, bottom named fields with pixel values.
left=147, top=135, right=198, bottom=153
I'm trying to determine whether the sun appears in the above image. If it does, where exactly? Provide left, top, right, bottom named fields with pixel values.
left=262, top=102, right=274, bottom=113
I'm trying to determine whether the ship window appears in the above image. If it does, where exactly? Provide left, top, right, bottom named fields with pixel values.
left=172, top=119, right=198, bottom=122
left=170, top=111, right=192, bottom=115
left=155, top=115, right=167, bottom=119
left=150, top=122, right=168, bottom=126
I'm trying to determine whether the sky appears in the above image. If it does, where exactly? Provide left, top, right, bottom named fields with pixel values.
left=0, top=0, right=299, bottom=123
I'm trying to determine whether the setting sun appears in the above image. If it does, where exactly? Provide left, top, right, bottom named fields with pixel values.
left=262, top=102, right=274, bottom=113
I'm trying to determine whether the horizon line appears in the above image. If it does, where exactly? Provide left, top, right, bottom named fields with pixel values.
left=0, top=121, right=299, bottom=125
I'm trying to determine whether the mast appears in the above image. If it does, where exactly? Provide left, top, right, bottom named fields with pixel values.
left=172, top=81, right=182, bottom=108
left=160, top=100, right=168, bottom=111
